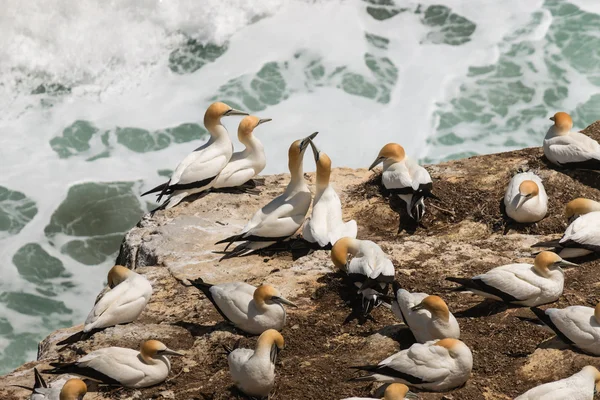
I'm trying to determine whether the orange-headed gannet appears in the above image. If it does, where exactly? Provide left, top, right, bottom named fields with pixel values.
left=446, top=251, right=578, bottom=307
left=351, top=339, right=473, bottom=391
left=141, top=102, right=248, bottom=209
left=504, top=172, right=547, bottom=223
left=342, top=383, right=418, bottom=400
left=515, top=365, right=600, bottom=400
left=189, top=278, right=297, bottom=335
left=544, top=112, right=600, bottom=170
left=20, top=368, right=87, bottom=400
left=44, top=340, right=183, bottom=388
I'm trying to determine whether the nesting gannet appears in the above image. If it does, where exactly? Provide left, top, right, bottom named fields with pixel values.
left=351, top=339, right=473, bottom=391
left=504, top=172, right=548, bottom=223
left=331, top=237, right=395, bottom=316
left=215, top=133, right=317, bottom=257
left=392, top=286, right=459, bottom=343
left=44, top=340, right=183, bottom=388
left=525, top=302, right=600, bottom=356
left=544, top=112, right=600, bottom=170
left=369, top=143, right=438, bottom=222
left=341, top=383, right=418, bottom=400
left=301, top=140, right=357, bottom=247
left=225, top=329, right=284, bottom=398
left=190, top=278, right=297, bottom=335
left=532, top=198, right=600, bottom=258
left=19, top=368, right=87, bottom=400
left=141, top=102, right=248, bottom=209
left=515, top=365, right=600, bottom=400
left=212, top=116, right=271, bottom=189
left=446, top=251, right=578, bottom=307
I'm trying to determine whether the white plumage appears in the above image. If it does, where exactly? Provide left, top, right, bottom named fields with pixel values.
left=341, top=383, right=417, bottom=400
left=504, top=172, right=547, bottom=223
left=28, top=369, right=87, bottom=400
left=534, top=211, right=600, bottom=259
left=543, top=112, right=600, bottom=170
left=515, top=365, right=600, bottom=400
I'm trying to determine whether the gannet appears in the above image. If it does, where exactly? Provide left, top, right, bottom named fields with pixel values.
left=532, top=198, right=600, bottom=258
left=369, top=143, right=438, bottom=222
left=19, top=368, right=87, bottom=400
left=351, top=338, right=473, bottom=391
left=212, top=115, right=271, bottom=189
left=301, top=139, right=357, bottom=247
left=504, top=172, right=547, bottom=223
left=225, top=329, right=284, bottom=398
left=331, top=237, right=395, bottom=316
left=44, top=340, right=183, bottom=388
left=515, top=365, right=600, bottom=400
left=544, top=112, right=600, bottom=170
left=392, top=286, right=460, bottom=343
left=525, top=302, right=600, bottom=356
left=189, top=278, right=297, bottom=335
left=141, top=102, right=248, bottom=209
left=341, top=383, right=418, bottom=400
left=215, top=133, right=317, bottom=257
left=446, top=251, right=578, bottom=307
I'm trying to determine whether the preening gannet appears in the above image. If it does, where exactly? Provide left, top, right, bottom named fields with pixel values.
left=21, top=368, right=87, bottom=400
left=302, top=139, right=357, bottom=247
left=544, top=112, right=600, bottom=170
left=212, top=116, right=271, bottom=189
left=341, top=383, right=418, bottom=400
left=504, top=172, right=547, bottom=223
left=141, top=102, right=248, bottom=209
left=532, top=198, right=600, bottom=258
left=446, top=251, right=578, bottom=307
left=225, top=329, right=284, bottom=398
left=331, top=237, right=395, bottom=316
left=44, top=340, right=183, bottom=388
left=526, top=302, right=600, bottom=356
left=392, top=285, right=460, bottom=343
left=190, top=278, right=297, bottom=335
left=515, top=365, right=600, bottom=400
left=215, top=133, right=317, bottom=257
left=369, top=143, right=438, bottom=222
left=351, top=338, right=473, bottom=391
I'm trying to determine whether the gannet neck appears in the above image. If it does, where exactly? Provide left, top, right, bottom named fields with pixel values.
left=315, top=152, right=332, bottom=190
left=59, top=379, right=87, bottom=400
left=382, top=383, right=410, bottom=400
left=565, top=198, right=600, bottom=218
left=288, top=149, right=306, bottom=187
left=241, top=134, right=264, bottom=155
left=107, top=265, right=133, bottom=288
left=331, top=237, right=359, bottom=269
left=255, top=329, right=284, bottom=359
left=595, top=303, right=600, bottom=324
left=208, top=123, right=231, bottom=143
left=383, top=157, right=403, bottom=171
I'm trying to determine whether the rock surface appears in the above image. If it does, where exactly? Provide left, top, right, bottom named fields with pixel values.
left=2, top=122, right=600, bottom=400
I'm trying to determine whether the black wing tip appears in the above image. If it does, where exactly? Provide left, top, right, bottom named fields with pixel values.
left=392, top=280, right=402, bottom=294
left=33, top=367, right=47, bottom=389
left=141, top=181, right=169, bottom=197
left=531, top=240, right=562, bottom=248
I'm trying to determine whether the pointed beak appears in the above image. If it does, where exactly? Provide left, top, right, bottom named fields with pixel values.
left=558, top=259, right=579, bottom=268
left=309, top=139, right=320, bottom=162
left=161, top=348, right=184, bottom=356
left=300, top=132, right=318, bottom=152
left=369, top=157, right=382, bottom=171
left=257, top=118, right=272, bottom=126
left=411, top=303, right=425, bottom=312
left=224, top=108, right=249, bottom=117
left=549, top=116, right=555, bottom=121
left=271, top=296, right=298, bottom=308
left=516, top=194, right=528, bottom=209
left=405, top=391, right=419, bottom=399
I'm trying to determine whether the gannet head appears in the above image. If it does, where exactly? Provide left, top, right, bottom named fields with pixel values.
left=289, top=132, right=318, bottom=172
left=59, top=379, right=87, bottom=400
left=237, top=115, right=271, bottom=142
left=549, top=112, right=573, bottom=135
left=516, top=180, right=539, bottom=209
left=565, top=198, right=600, bottom=223
left=203, top=102, right=248, bottom=130
left=581, top=365, right=600, bottom=385
left=411, top=295, right=450, bottom=322
left=369, top=143, right=406, bottom=170
left=533, top=251, right=578, bottom=276
left=107, top=265, right=133, bottom=288
left=257, top=329, right=285, bottom=364
left=434, top=338, right=464, bottom=355
left=254, top=284, right=298, bottom=309
left=140, top=340, right=184, bottom=363
left=308, top=139, right=332, bottom=185
left=383, top=383, right=416, bottom=400
left=331, top=237, right=357, bottom=270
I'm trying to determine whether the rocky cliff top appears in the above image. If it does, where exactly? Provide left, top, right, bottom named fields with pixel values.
left=2, top=122, right=600, bottom=400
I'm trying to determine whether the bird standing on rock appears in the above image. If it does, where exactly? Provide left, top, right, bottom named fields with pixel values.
left=504, top=171, right=547, bottom=223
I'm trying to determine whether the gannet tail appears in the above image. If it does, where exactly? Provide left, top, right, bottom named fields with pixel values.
left=141, top=181, right=169, bottom=197
left=44, top=363, right=120, bottom=385
left=531, top=239, right=562, bottom=248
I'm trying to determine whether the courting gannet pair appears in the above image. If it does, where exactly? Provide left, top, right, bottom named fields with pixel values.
left=447, top=251, right=578, bottom=307
left=504, top=172, right=547, bottom=223
left=369, top=143, right=438, bottom=223
left=515, top=365, right=600, bottom=400
left=45, top=340, right=183, bottom=388
left=342, top=383, right=417, bottom=400
left=533, top=198, right=600, bottom=258
left=190, top=278, right=297, bottom=335
left=24, top=368, right=86, bottom=400
left=351, top=338, right=473, bottom=391
left=544, top=112, right=600, bottom=170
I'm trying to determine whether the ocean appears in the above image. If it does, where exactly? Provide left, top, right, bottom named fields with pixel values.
left=1, top=0, right=599, bottom=374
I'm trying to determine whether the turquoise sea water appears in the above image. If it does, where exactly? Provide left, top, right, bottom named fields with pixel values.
left=1, top=0, right=600, bottom=373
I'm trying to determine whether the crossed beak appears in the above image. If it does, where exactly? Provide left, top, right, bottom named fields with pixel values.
left=224, top=108, right=249, bottom=117
left=257, top=118, right=272, bottom=126
left=309, top=138, right=320, bottom=162
left=160, top=348, right=184, bottom=356
left=300, top=132, right=319, bottom=152
left=369, top=157, right=383, bottom=171
left=271, top=296, right=298, bottom=308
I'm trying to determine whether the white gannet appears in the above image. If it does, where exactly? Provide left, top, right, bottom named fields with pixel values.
left=44, top=340, right=183, bottom=388
left=189, top=278, right=297, bottom=335
left=526, top=302, right=600, bottom=356
left=21, top=368, right=87, bottom=400
left=215, top=133, right=317, bottom=257
left=141, top=102, right=248, bottom=209
left=504, top=172, right=547, bottom=223
left=58, top=265, right=152, bottom=346
left=341, top=383, right=418, bottom=400
left=515, top=365, right=600, bottom=400
left=446, top=251, right=578, bottom=307
left=212, top=115, right=271, bottom=190
left=392, top=286, right=460, bottom=343
left=302, top=139, right=357, bottom=247
left=544, top=112, right=600, bottom=170
left=351, top=338, right=473, bottom=391
left=331, top=237, right=395, bottom=316
left=532, top=198, right=600, bottom=258
left=369, top=143, right=438, bottom=223
left=225, top=329, right=284, bottom=398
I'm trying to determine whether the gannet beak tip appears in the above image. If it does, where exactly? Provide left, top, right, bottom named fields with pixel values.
left=369, top=158, right=381, bottom=171
left=273, top=296, right=298, bottom=308
left=226, top=109, right=249, bottom=117
left=258, top=118, right=272, bottom=126
left=559, top=260, right=579, bottom=268
left=162, top=348, right=184, bottom=357
left=549, top=116, right=555, bottom=121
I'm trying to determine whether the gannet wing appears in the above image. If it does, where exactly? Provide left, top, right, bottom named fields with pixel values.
left=210, top=283, right=255, bottom=320
left=244, top=191, right=311, bottom=237
left=477, top=267, right=542, bottom=301
left=560, top=213, right=600, bottom=252
left=382, top=168, right=413, bottom=193
left=547, top=135, right=600, bottom=165
left=553, top=307, right=597, bottom=344
left=382, top=343, right=451, bottom=384
left=84, top=281, right=136, bottom=328
left=172, top=153, right=228, bottom=186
